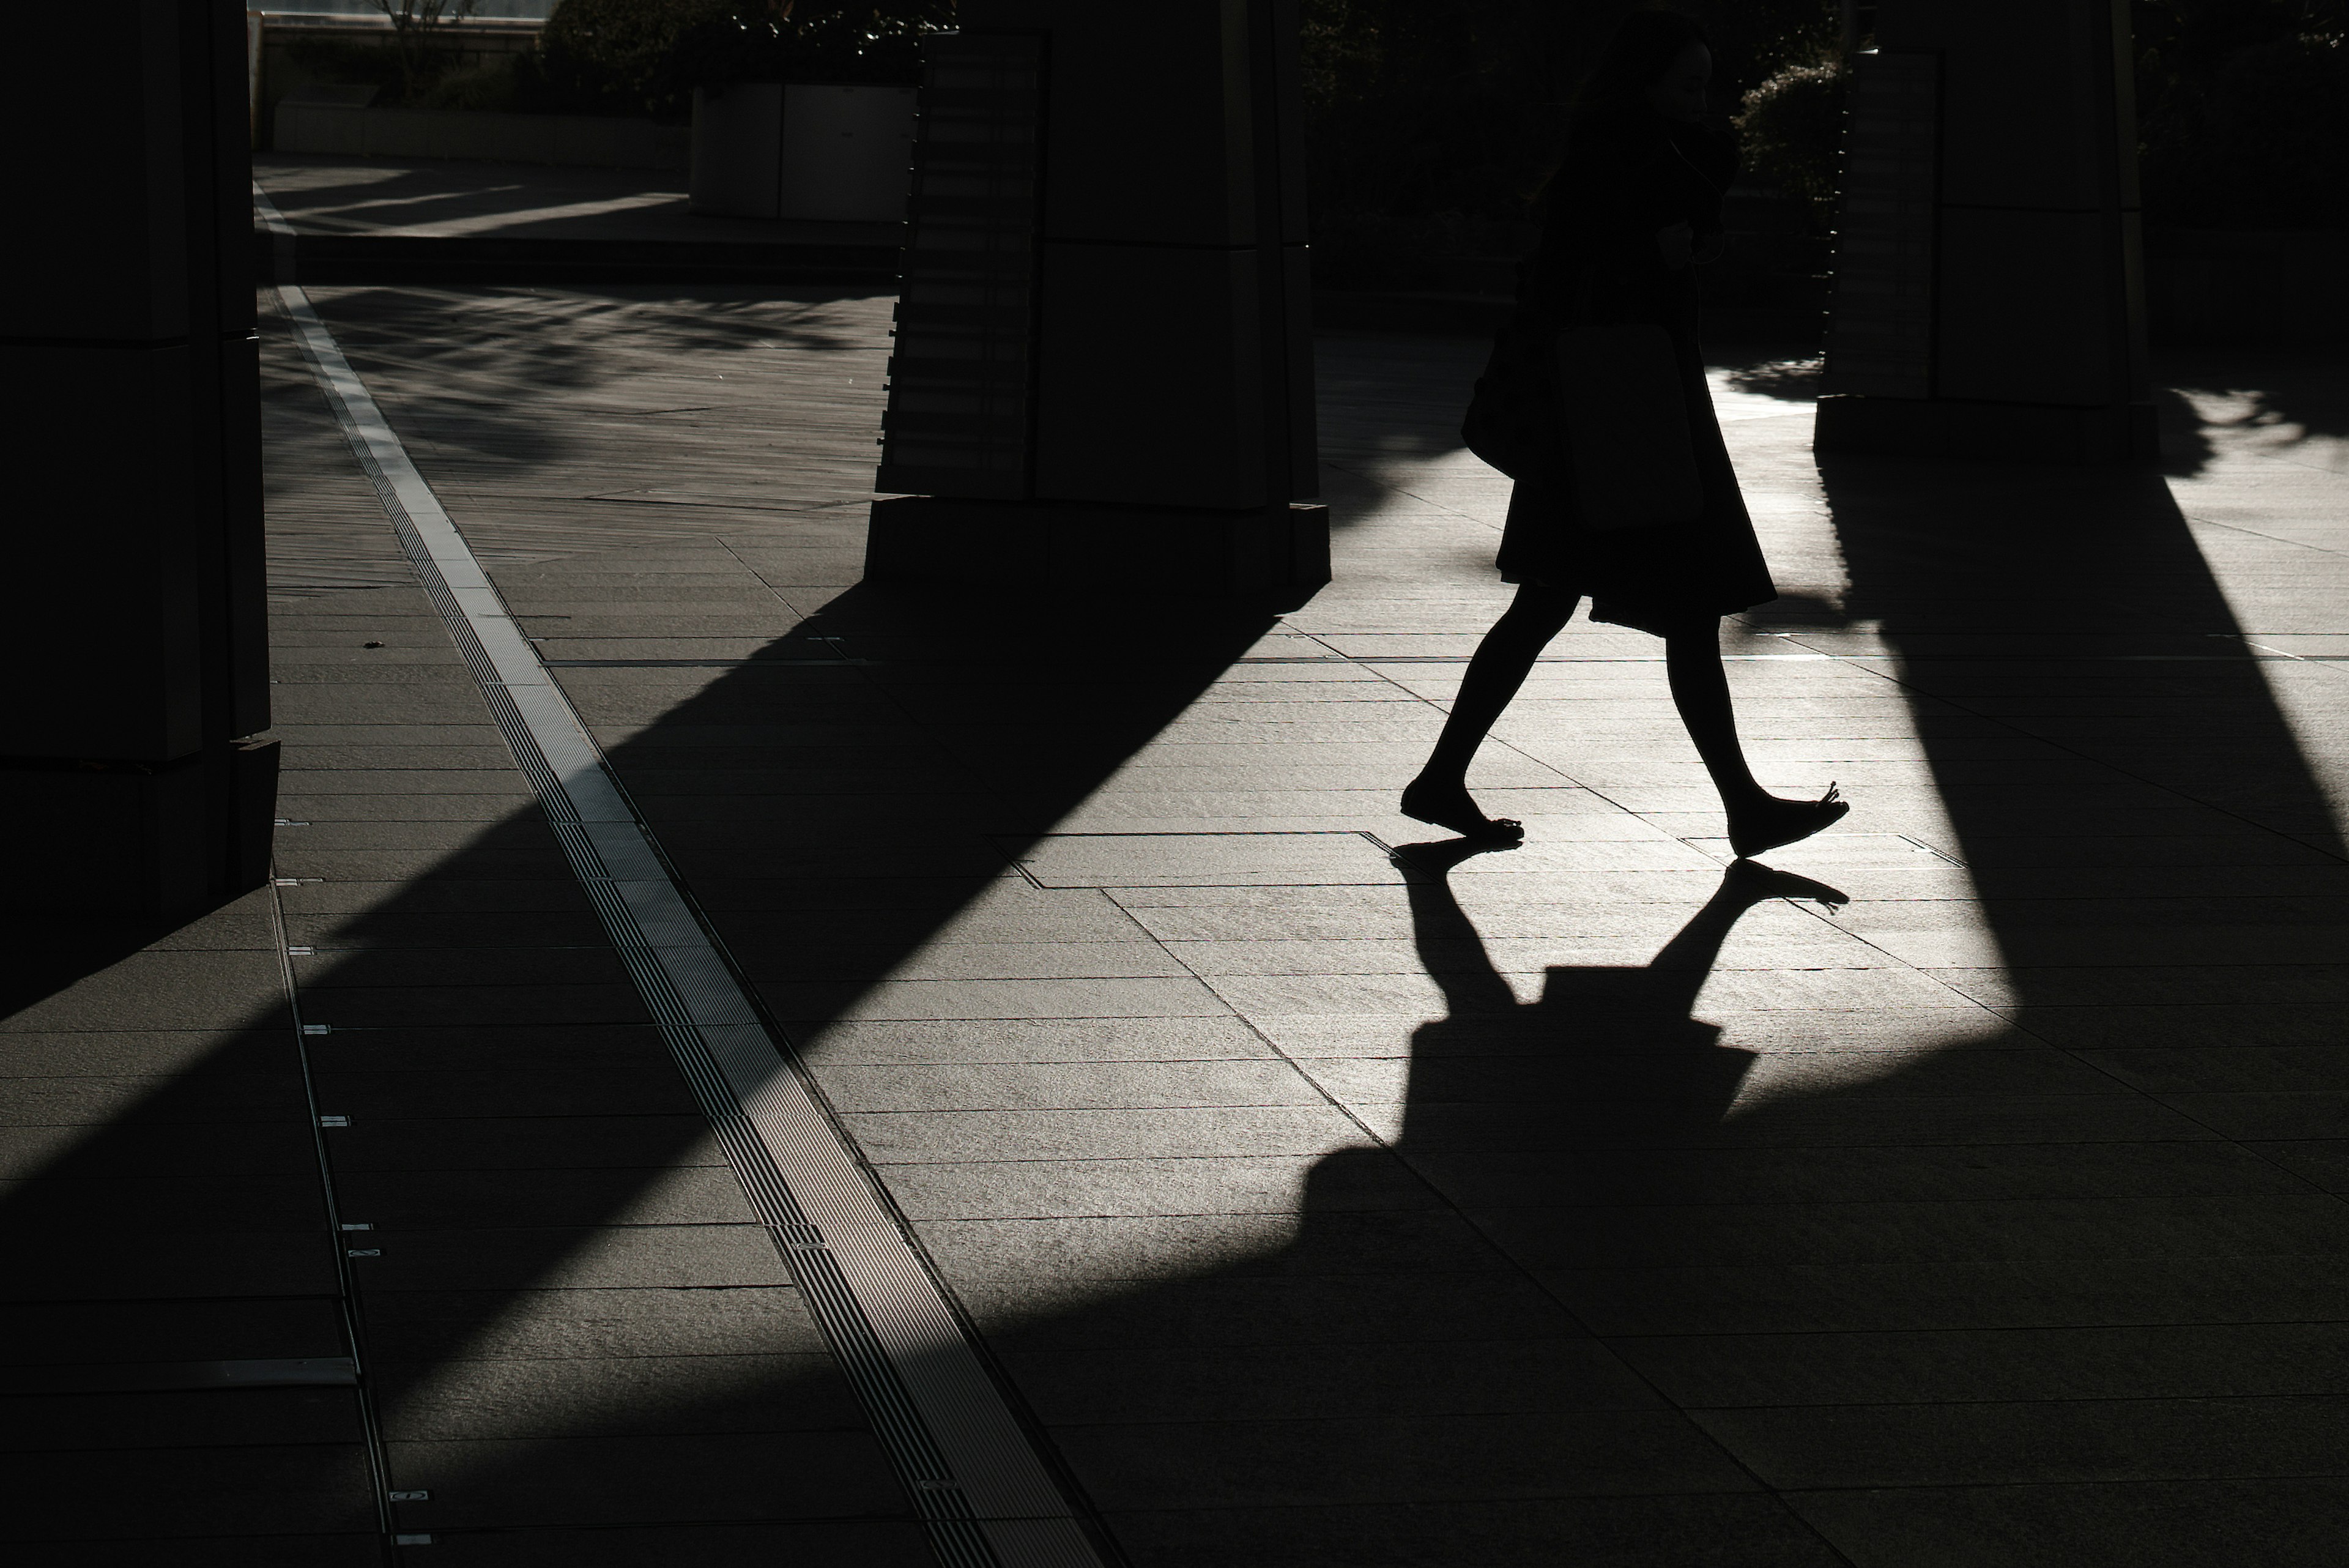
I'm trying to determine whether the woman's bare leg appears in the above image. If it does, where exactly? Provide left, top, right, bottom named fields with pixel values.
left=1403, top=584, right=1580, bottom=838
left=1662, top=621, right=1768, bottom=811
left=1663, top=620, right=1847, bottom=857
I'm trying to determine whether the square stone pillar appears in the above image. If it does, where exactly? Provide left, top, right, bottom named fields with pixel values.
left=0, top=1, right=276, bottom=915
left=868, top=1, right=1327, bottom=599
left=1816, top=0, right=2156, bottom=462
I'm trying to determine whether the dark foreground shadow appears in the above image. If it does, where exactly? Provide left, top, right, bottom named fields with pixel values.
left=0, top=573, right=1288, bottom=1564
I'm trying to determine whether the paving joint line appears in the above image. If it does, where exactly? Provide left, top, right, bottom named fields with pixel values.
left=257, top=184, right=1111, bottom=1568
left=259, top=873, right=398, bottom=1543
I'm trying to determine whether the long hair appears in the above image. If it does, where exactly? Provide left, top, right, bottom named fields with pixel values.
left=1572, top=8, right=1710, bottom=121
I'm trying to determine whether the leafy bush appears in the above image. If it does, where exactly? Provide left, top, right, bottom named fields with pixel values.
left=1297, top=0, right=1847, bottom=280
left=680, top=3, right=949, bottom=85
left=517, top=0, right=712, bottom=118
left=418, top=58, right=522, bottom=111
left=1729, top=4, right=2349, bottom=237
left=2136, top=2, right=2349, bottom=228
left=1734, top=59, right=1845, bottom=229
left=519, top=0, right=947, bottom=120
left=376, top=1, right=483, bottom=98
left=280, top=35, right=425, bottom=103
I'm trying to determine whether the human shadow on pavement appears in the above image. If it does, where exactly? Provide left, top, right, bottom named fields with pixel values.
left=1386, top=842, right=1848, bottom=1144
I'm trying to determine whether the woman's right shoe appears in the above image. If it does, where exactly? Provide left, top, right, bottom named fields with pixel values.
left=1401, top=778, right=1526, bottom=843
left=1726, top=784, right=1848, bottom=860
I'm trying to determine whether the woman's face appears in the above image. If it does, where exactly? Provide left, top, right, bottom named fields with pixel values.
left=1647, top=41, right=1712, bottom=122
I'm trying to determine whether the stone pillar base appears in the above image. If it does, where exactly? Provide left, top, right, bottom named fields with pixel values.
left=0, top=741, right=279, bottom=917
left=1815, top=396, right=2159, bottom=464
left=866, top=497, right=1331, bottom=603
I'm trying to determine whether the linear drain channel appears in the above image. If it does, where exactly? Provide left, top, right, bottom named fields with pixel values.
left=264, top=185, right=1106, bottom=1568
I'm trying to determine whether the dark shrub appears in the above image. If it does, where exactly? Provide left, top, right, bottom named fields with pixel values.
left=1734, top=59, right=1845, bottom=230
left=519, top=0, right=946, bottom=120
left=517, top=0, right=711, bottom=119
left=2142, top=28, right=2349, bottom=226
left=2135, top=0, right=2349, bottom=229
left=1297, top=1, right=1847, bottom=280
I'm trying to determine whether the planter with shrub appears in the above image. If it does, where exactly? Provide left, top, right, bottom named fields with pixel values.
left=262, top=0, right=943, bottom=198
left=667, top=4, right=943, bottom=221
left=690, top=83, right=914, bottom=221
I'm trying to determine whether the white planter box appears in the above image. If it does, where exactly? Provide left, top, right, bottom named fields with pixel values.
left=691, top=83, right=915, bottom=221
left=690, top=83, right=784, bottom=217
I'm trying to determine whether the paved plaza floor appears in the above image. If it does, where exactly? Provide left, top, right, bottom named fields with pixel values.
left=252, top=155, right=900, bottom=284
left=252, top=154, right=903, bottom=250
left=4, top=266, right=2346, bottom=1564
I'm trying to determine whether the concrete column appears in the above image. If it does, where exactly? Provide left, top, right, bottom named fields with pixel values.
left=1, top=1, right=276, bottom=915
left=1817, top=0, right=2155, bottom=461
left=867, top=0, right=1328, bottom=599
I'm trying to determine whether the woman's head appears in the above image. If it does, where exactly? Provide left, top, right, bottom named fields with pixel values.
left=1575, top=9, right=1713, bottom=121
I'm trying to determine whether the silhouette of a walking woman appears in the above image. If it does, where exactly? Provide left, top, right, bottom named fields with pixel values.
left=1406, top=11, right=1849, bottom=860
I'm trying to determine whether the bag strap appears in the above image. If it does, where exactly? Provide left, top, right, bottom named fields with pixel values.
left=1661, top=127, right=1727, bottom=196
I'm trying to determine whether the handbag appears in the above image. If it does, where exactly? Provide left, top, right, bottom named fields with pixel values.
left=1554, top=321, right=1702, bottom=533
left=1464, top=316, right=1704, bottom=533
left=1461, top=314, right=1558, bottom=482
left=1470, top=123, right=1718, bottom=519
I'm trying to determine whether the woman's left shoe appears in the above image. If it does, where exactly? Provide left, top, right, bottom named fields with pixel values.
left=1726, top=784, right=1847, bottom=860
left=1400, top=778, right=1525, bottom=843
